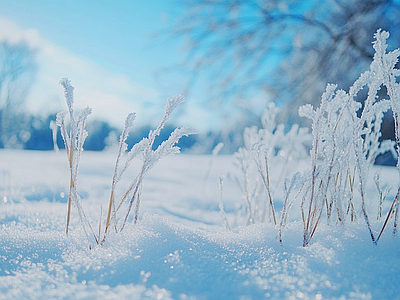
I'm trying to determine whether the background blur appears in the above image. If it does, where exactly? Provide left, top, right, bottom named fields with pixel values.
left=0, top=0, right=399, bottom=154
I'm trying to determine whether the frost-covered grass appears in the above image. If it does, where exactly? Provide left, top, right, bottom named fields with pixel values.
left=228, top=30, right=400, bottom=247
left=1, top=29, right=400, bottom=299
left=56, top=79, right=195, bottom=248
left=1, top=150, right=400, bottom=299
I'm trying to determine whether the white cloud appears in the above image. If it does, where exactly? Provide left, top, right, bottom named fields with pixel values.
left=0, top=17, right=160, bottom=127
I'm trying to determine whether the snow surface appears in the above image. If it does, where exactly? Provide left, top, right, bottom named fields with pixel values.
left=1, top=149, right=400, bottom=300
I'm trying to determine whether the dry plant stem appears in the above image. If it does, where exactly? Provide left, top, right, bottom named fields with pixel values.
left=104, top=185, right=132, bottom=237
left=394, top=200, right=399, bottom=235
left=98, top=206, right=102, bottom=241
left=108, top=179, right=136, bottom=229
left=66, top=144, right=74, bottom=235
left=390, top=119, right=400, bottom=235
left=254, top=149, right=276, bottom=224
left=392, top=114, right=400, bottom=235
left=355, top=89, right=377, bottom=244
left=375, top=173, right=383, bottom=220
left=71, top=188, right=96, bottom=249
left=336, top=207, right=342, bottom=222
left=115, top=189, right=131, bottom=217
left=377, top=186, right=400, bottom=242
left=325, top=146, right=338, bottom=221
left=101, top=189, right=118, bottom=244
left=104, top=123, right=131, bottom=236
left=346, top=167, right=357, bottom=221
left=304, top=139, right=319, bottom=246
left=105, top=191, right=113, bottom=231
left=261, top=155, right=276, bottom=225
left=120, top=171, right=145, bottom=232
left=104, top=149, right=134, bottom=240
left=357, top=154, right=376, bottom=244
left=304, top=179, right=325, bottom=246
left=83, top=206, right=98, bottom=245
left=278, top=211, right=287, bottom=243
left=375, top=177, right=391, bottom=221
left=104, top=189, right=114, bottom=236
left=284, top=181, right=304, bottom=238
left=359, top=174, right=376, bottom=243
left=309, top=211, right=323, bottom=243
left=134, top=189, right=142, bottom=224
left=380, top=41, right=400, bottom=234
left=278, top=180, right=295, bottom=243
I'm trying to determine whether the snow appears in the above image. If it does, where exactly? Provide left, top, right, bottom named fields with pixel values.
left=1, top=149, right=400, bottom=299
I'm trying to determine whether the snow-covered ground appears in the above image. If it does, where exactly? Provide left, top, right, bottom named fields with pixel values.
left=1, top=149, right=400, bottom=299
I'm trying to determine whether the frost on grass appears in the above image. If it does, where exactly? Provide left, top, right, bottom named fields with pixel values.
left=289, top=29, right=399, bottom=246
left=57, top=78, right=92, bottom=242
left=224, top=29, right=400, bottom=247
left=56, top=80, right=195, bottom=248
left=371, top=30, right=400, bottom=236
left=228, top=102, right=312, bottom=228
left=108, top=95, right=196, bottom=236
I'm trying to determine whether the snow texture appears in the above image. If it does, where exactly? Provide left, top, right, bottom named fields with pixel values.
left=1, top=150, right=400, bottom=300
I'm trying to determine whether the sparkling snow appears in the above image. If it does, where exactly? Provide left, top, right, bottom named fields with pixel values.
left=1, top=149, right=400, bottom=299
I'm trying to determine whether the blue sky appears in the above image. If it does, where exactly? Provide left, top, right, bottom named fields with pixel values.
left=0, top=0, right=214, bottom=130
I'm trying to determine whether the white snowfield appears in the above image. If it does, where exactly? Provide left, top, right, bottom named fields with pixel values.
left=1, top=149, right=399, bottom=300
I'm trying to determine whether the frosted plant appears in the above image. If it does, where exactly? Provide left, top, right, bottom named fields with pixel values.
left=56, top=78, right=93, bottom=240
left=298, top=82, right=392, bottom=245
left=296, top=29, right=397, bottom=246
left=369, top=29, right=400, bottom=240
left=353, top=30, right=399, bottom=242
left=230, top=102, right=311, bottom=227
left=56, top=79, right=195, bottom=248
left=225, top=30, right=399, bottom=246
left=278, top=172, right=302, bottom=243
left=298, top=84, right=360, bottom=246
left=253, top=144, right=276, bottom=225
left=104, top=94, right=196, bottom=238
left=103, top=112, right=137, bottom=236
left=374, top=170, right=392, bottom=220
left=232, top=145, right=258, bottom=225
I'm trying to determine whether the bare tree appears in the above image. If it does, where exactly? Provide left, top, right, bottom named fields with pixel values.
left=0, top=41, right=37, bottom=148
left=168, top=0, right=400, bottom=125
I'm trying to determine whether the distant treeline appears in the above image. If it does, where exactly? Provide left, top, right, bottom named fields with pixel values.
left=0, top=112, right=243, bottom=154
left=17, top=114, right=199, bottom=152
left=0, top=111, right=396, bottom=166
